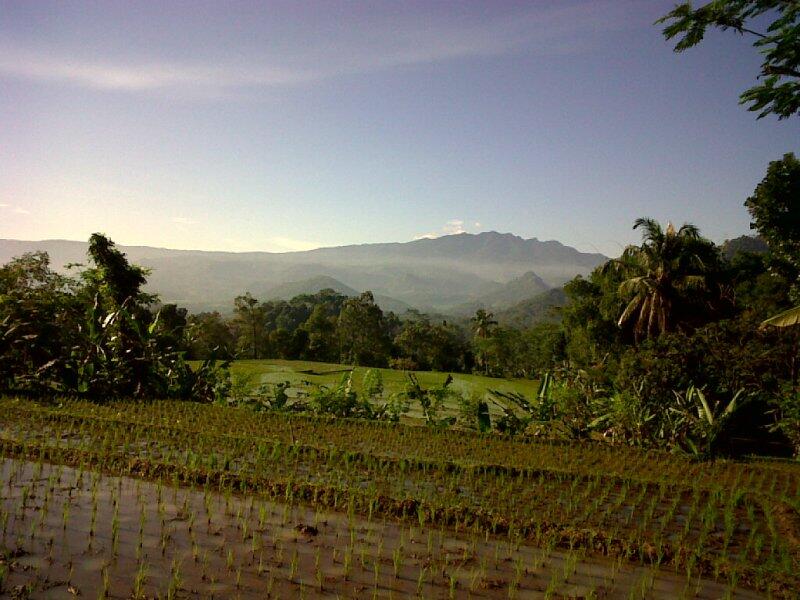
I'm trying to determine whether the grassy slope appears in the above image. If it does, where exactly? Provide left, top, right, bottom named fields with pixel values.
left=228, top=359, right=540, bottom=417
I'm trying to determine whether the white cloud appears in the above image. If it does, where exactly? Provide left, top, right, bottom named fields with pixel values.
left=0, top=2, right=637, bottom=95
left=0, top=203, right=9, bottom=208
left=0, top=50, right=311, bottom=92
left=442, top=219, right=466, bottom=235
left=474, top=221, right=482, bottom=229
left=172, top=217, right=195, bottom=225
left=415, top=219, right=469, bottom=240
left=13, top=207, right=30, bottom=215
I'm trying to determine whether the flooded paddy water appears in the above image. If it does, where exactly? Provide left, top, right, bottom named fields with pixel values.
left=0, top=458, right=766, bottom=599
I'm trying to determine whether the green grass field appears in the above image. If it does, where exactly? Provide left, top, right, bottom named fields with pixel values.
left=227, top=358, right=540, bottom=418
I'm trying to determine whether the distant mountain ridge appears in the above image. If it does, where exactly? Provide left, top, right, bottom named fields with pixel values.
left=264, top=276, right=359, bottom=300
left=720, top=235, right=769, bottom=260
left=452, top=271, right=551, bottom=315
left=0, top=232, right=606, bottom=314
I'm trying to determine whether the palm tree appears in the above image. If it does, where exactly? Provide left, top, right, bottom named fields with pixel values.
left=471, top=309, right=497, bottom=339
left=471, top=309, right=497, bottom=375
left=610, top=218, right=717, bottom=342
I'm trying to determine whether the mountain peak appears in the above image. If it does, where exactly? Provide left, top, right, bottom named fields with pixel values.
left=475, top=230, right=521, bottom=239
left=513, top=271, right=548, bottom=285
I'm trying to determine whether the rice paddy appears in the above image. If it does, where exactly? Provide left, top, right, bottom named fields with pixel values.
left=1, top=396, right=798, bottom=598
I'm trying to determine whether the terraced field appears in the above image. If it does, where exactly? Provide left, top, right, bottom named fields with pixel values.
left=1, top=396, right=798, bottom=598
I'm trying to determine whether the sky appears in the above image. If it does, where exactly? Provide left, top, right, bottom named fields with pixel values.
left=1, top=1, right=798, bottom=257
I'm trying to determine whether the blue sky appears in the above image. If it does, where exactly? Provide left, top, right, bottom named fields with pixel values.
left=1, top=0, right=797, bottom=256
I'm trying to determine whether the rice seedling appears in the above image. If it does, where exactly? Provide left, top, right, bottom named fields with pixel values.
left=0, top=396, right=795, bottom=598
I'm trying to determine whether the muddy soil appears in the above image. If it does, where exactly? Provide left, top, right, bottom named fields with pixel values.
left=0, top=458, right=763, bottom=599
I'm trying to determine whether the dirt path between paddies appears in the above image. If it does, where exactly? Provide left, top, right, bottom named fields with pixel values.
left=0, top=458, right=764, bottom=599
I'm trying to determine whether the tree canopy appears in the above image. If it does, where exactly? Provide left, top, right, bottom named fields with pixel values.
left=0, top=234, right=229, bottom=400
left=658, top=1, right=800, bottom=118
left=745, top=152, right=800, bottom=301
left=609, top=218, right=724, bottom=341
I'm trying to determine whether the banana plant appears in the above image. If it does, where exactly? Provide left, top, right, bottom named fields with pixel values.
left=762, top=305, right=800, bottom=328
left=671, top=386, right=749, bottom=458
left=403, top=373, right=456, bottom=428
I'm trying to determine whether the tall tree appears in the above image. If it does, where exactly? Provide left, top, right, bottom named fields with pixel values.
left=337, top=292, right=391, bottom=366
left=187, top=311, right=235, bottom=359
left=84, top=233, right=150, bottom=309
left=612, top=218, right=721, bottom=341
left=658, top=1, right=800, bottom=119
left=394, top=317, right=467, bottom=372
left=470, top=309, right=498, bottom=374
left=302, top=304, right=338, bottom=361
left=79, top=234, right=163, bottom=396
left=471, top=309, right=497, bottom=339
left=233, top=293, right=267, bottom=359
left=0, top=252, right=81, bottom=388
left=745, top=152, right=800, bottom=301
left=560, top=270, right=627, bottom=368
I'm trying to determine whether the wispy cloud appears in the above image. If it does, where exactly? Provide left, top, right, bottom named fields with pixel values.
left=0, top=203, right=30, bottom=215
left=0, top=49, right=312, bottom=92
left=172, top=217, right=196, bottom=225
left=0, top=2, right=638, bottom=96
left=415, top=219, right=472, bottom=240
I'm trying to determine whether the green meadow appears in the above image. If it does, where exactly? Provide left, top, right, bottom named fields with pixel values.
left=231, top=358, right=539, bottom=395
left=227, top=359, right=541, bottom=418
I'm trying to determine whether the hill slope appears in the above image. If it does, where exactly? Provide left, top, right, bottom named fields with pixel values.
left=0, top=232, right=605, bottom=314
left=264, top=276, right=359, bottom=300
left=494, top=288, right=567, bottom=329
left=453, top=271, right=551, bottom=314
left=720, top=235, right=769, bottom=260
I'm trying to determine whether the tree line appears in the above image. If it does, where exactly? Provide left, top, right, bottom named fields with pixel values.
left=187, top=290, right=474, bottom=372
left=1, top=151, right=797, bottom=456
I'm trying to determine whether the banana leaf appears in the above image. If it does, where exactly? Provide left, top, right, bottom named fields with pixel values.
left=762, top=305, right=800, bottom=328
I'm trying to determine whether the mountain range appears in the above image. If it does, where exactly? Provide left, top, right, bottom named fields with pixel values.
left=0, top=232, right=606, bottom=315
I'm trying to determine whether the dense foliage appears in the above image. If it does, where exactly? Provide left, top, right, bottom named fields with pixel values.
left=0, top=235, right=229, bottom=401
left=549, top=157, right=800, bottom=456
left=745, top=153, right=800, bottom=300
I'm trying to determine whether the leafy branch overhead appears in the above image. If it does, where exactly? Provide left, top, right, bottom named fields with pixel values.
left=658, top=1, right=800, bottom=118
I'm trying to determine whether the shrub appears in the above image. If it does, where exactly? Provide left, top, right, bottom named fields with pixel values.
left=389, top=357, right=418, bottom=371
left=456, top=391, right=491, bottom=432
left=772, top=385, right=800, bottom=458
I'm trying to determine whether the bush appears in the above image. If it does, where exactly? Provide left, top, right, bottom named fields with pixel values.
left=0, top=239, right=231, bottom=402
left=389, top=357, right=418, bottom=371
left=401, top=373, right=456, bottom=428
left=772, top=385, right=800, bottom=458
left=456, top=391, right=491, bottom=432
left=611, top=316, right=795, bottom=455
